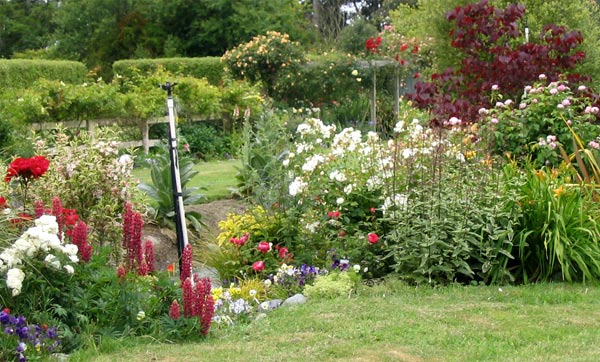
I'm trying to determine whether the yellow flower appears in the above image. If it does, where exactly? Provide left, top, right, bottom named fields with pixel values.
left=553, top=185, right=566, bottom=197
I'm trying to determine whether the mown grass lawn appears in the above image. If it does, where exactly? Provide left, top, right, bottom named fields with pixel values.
left=133, top=158, right=241, bottom=202
left=71, top=281, right=600, bottom=362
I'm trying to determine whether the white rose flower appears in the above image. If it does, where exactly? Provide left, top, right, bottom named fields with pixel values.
left=63, top=265, right=75, bottom=274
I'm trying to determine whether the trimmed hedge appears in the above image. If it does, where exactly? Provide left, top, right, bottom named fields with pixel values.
left=0, top=59, right=87, bottom=88
left=113, top=57, right=224, bottom=86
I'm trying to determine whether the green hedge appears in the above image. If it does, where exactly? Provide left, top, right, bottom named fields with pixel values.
left=113, top=57, right=224, bottom=86
left=0, top=59, right=87, bottom=88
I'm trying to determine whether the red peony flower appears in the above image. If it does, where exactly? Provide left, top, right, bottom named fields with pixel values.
left=257, top=241, right=271, bottom=253
left=252, top=260, right=265, bottom=272
left=278, top=247, right=289, bottom=258
left=0, top=196, right=6, bottom=208
left=367, top=233, right=379, bottom=244
left=4, top=155, right=49, bottom=183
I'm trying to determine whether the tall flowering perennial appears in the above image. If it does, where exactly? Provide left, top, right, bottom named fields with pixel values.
left=0, top=215, right=79, bottom=296
left=194, top=278, right=214, bottom=335
left=180, top=243, right=193, bottom=283
left=0, top=308, right=61, bottom=362
left=179, top=276, right=213, bottom=335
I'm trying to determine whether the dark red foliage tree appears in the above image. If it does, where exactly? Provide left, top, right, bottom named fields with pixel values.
left=407, top=0, right=588, bottom=126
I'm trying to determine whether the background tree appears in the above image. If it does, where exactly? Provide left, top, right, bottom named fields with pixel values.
left=0, top=0, right=58, bottom=59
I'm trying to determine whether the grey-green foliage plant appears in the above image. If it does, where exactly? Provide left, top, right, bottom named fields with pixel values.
left=138, top=144, right=204, bottom=233
left=385, top=161, right=519, bottom=285
left=234, top=110, right=294, bottom=208
left=382, top=122, right=520, bottom=285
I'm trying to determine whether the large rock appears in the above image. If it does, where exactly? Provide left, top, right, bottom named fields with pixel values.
left=281, top=294, right=307, bottom=307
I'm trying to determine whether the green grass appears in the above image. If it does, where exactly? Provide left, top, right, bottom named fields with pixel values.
left=70, top=282, right=600, bottom=362
left=133, top=158, right=241, bottom=202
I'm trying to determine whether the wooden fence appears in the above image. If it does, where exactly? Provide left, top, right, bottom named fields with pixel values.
left=32, top=117, right=170, bottom=154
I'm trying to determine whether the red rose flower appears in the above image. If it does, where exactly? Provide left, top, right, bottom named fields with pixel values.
left=367, top=233, right=379, bottom=244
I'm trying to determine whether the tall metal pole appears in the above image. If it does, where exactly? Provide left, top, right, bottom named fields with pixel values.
left=160, top=81, right=189, bottom=274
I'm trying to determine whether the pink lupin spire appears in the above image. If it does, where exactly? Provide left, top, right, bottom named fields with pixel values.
left=169, top=300, right=181, bottom=320
left=182, top=277, right=194, bottom=318
left=180, top=243, right=193, bottom=283
left=51, top=197, right=64, bottom=240
left=144, top=240, right=155, bottom=274
left=34, top=200, right=45, bottom=218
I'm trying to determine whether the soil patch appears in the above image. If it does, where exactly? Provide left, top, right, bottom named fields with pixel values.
left=143, top=198, right=247, bottom=271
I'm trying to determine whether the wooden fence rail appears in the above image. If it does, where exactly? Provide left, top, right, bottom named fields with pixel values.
left=32, top=117, right=170, bottom=154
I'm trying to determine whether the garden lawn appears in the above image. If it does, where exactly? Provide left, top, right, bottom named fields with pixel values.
left=71, top=282, right=600, bottom=362
left=133, top=158, right=241, bottom=202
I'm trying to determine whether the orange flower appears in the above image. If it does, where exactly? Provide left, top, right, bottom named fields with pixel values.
left=167, top=263, right=175, bottom=274
left=553, top=185, right=566, bottom=197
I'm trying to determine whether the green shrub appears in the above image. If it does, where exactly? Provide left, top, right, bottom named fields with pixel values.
left=179, top=121, right=232, bottom=160
left=0, top=59, right=87, bottom=89
left=303, top=271, right=360, bottom=299
left=481, top=78, right=600, bottom=168
left=29, top=129, right=146, bottom=260
left=113, top=57, right=224, bottom=86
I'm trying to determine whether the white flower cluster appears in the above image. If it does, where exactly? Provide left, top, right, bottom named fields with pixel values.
left=296, top=118, right=336, bottom=140
left=1, top=215, right=78, bottom=296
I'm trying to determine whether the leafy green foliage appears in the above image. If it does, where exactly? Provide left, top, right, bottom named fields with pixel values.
left=510, top=165, right=600, bottom=283
left=113, top=57, right=224, bottom=86
left=179, top=121, right=232, bottom=160
left=138, top=144, right=204, bottom=233
left=0, top=59, right=87, bottom=89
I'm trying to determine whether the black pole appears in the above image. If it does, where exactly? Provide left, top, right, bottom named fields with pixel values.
left=160, top=81, right=189, bottom=275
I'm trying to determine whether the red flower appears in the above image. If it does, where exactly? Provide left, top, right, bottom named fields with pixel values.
left=9, top=213, right=32, bottom=226
left=230, top=232, right=249, bottom=246
left=4, top=155, right=49, bottom=183
left=327, top=210, right=341, bottom=219
left=0, top=196, right=6, bottom=208
left=167, top=263, right=175, bottom=274
left=116, top=264, right=127, bottom=279
left=370, top=207, right=376, bottom=214
left=338, top=230, right=346, bottom=238
left=257, top=241, right=271, bottom=253
left=365, top=36, right=382, bottom=54
left=367, top=233, right=379, bottom=244
left=278, top=247, right=289, bottom=258
left=400, top=43, right=409, bottom=52
left=252, top=260, right=265, bottom=272
left=169, top=300, right=181, bottom=320
left=180, top=244, right=193, bottom=283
